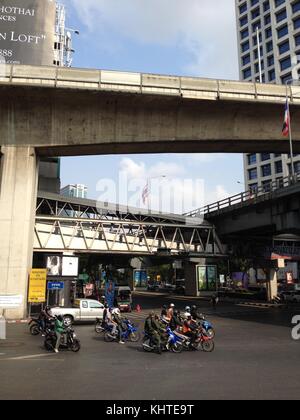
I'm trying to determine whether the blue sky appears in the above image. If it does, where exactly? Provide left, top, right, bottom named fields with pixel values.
left=61, top=0, right=244, bottom=210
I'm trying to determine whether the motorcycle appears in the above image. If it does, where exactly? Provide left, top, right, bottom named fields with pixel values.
left=95, top=317, right=106, bottom=334
left=44, top=326, right=81, bottom=353
left=104, top=319, right=141, bottom=343
left=29, top=317, right=55, bottom=336
left=142, top=326, right=183, bottom=354
left=174, top=328, right=215, bottom=352
left=199, top=315, right=215, bottom=339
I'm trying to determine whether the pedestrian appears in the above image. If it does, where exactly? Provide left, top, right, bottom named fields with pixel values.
left=211, top=294, right=219, bottom=310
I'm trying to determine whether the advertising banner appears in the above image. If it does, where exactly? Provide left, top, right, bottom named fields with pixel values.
left=28, top=269, right=47, bottom=303
left=0, top=0, right=56, bottom=65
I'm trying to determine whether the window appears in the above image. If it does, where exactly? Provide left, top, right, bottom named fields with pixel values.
left=292, top=1, right=300, bottom=14
left=268, top=55, right=274, bottom=66
left=294, top=17, right=300, bottom=30
left=279, top=40, right=290, bottom=55
left=275, top=160, right=283, bottom=173
left=262, top=180, right=272, bottom=192
left=269, top=69, right=276, bottom=81
left=265, top=27, right=272, bottom=38
left=239, top=2, right=247, bottom=14
left=89, top=302, right=103, bottom=309
left=241, top=28, right=249, bottom=39
left=251, top=0, right=259, bottom=6
left=261, top=164, right=272, bottom=177
left=249, top=183, right=258, bottom=193
left=263, top=1, right=270, bottom=12
left=242, top=54, right=251, bottom=66
left=252, top=21, right=261, bottom=32
left=248, top=154, right=257, bottom=165
left=266, top=41, right=273, bottom=52
left=280, top=56, right=291, bottom=71
left=248, top=168, right=258, bottom=180
left=275, top=0, right=285, bottom=7
left=281, top=73, right=292, bottom=83
left=240, top=16, right=248, bottom=27
left=255, top=62, right=264, bottom=73
left=277, top=25, right=288, bottom=39
left=295, top=34, right=300, bottom=46
left=265, top=14, right=271, bottom=25
left=261, top=153, right=271, bottom=161
left=241, top=41, right=250, bottom=53
left=252, top=7, right=260, bottom=19
left=243, top=67, right=252, bottom=79
left=276, top=9, right=287, bottom=23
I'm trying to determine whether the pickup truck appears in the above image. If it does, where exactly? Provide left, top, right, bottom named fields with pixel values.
left=50, top=299, right=105, bottom=326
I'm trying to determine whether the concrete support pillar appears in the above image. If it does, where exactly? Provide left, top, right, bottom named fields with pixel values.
left=184, top=262, right=199, bottom=297
left=0, top=146, right=38, bottom=319
left=267, top=269, right=278, bottom=302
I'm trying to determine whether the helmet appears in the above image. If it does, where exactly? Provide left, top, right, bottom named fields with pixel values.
left=184, top=312, right=191, bottom=319
left=104, top=303, right=109, bottom=309
left=112, top=308, right=121, bottom=316
left=170, top=303, right=175, bottom=308
left=173, top=309, right=179, bottom=316
left=192, top=305, right=197, bottom=311
left=185, top=306, right=191, bottom=313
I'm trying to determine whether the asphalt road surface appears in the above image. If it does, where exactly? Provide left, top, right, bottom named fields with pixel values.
left=0, top=293, right=299, bottom=400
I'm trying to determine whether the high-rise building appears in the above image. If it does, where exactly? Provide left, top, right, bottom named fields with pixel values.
left=235, top=0, right=300, bottom=191
left=61, top=184, right=88, bottom=199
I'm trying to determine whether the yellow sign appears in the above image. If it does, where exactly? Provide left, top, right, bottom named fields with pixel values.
left=28, top=269, right=47, bottom=303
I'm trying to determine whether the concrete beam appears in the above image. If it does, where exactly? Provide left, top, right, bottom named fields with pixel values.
left=1, top=74, right=300, bottom=155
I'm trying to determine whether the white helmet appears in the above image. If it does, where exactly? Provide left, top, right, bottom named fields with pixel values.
left=184, top=312, right=192, bottom=319
left=185, top=306, right=191, bottom=313
left=112, top=308, right=121, bottom=316
left=170, top=303, right=175, bottom=308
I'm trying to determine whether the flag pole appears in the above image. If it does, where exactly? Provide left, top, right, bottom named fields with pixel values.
left=286, top=81, right=295, bottom=179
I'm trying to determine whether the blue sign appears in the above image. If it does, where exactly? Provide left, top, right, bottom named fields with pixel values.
left=47, top=282, right=64, bottom=290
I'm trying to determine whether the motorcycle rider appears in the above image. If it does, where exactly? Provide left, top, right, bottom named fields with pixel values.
left=169, top=309, right=183, bottom=331
left=54, top=315, right=66, bottom=354
left=144, top=312, right=164, bottom=354
left=182, top=314, right=198, bottom=348
left=101, top=303, right=109, bottom=329
left=166, top=303, right=175, bottom=321
left=112, top=308, right=125, bottom=344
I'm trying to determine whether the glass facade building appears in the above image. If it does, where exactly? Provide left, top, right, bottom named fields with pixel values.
left=236, top=0, right=300, bottom=190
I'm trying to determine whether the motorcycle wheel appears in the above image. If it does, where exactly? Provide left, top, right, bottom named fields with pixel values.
left=71, top=340, right=81, bottom=353
left=44, top=337, right=54, bottom=352
left=129, top=332, right=141, bottom=342
left=201, top=340, right=215, bottom=353
left=142, top=338, right=153, bottom=352
left=95, top=323, right=104, bottom=334
left=104, top=332, right=116, bottom=342
left=170, top=342, right=183, bottom=353
left=207, top=329, right=215, bottom=339
left=30, top=324, right=40, bottom=336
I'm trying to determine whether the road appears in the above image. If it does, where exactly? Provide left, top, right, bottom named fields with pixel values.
left=0, top=293, right=299, bottom=400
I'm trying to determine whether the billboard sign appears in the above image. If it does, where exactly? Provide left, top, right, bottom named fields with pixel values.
left=0, top=0, right=56, bottom=66
left=28, top=269, right=47, bottom=303
left=47, top=282, right=64, bottom=290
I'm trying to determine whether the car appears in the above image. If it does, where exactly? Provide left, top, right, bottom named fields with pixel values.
left=50, top=299, right=105, bottom=326
left=147, top=283, right=159, bottom=291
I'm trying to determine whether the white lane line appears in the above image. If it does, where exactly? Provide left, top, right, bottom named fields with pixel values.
left=0, top=353, right=59, bottom=361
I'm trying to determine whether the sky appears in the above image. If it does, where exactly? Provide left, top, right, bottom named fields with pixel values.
left=60, top=0, right=244, bottom=212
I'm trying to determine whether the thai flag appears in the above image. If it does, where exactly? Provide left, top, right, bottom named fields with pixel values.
left=282, top=99, right=290, bottom=137
left=142, top=181, right=149, bottom=205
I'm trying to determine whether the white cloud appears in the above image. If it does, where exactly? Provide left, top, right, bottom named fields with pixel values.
left=67, top=0, right=238, bottom=80
left=205, top=184, right=238, bottom=206
left=119, top=157, right=185, bottom=180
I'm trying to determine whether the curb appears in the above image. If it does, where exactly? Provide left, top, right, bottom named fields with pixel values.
left=7, top=320, right=29, bottom=324
left=237, top=302, right=285, bottom=308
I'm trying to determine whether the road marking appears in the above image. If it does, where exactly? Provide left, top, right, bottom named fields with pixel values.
left=0, top=353, right=59, bottom=361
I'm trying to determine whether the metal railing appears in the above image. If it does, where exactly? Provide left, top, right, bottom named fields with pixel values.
left=1, top=64, right=300, bottom=104
left=185, top=172, right=300, bottom=217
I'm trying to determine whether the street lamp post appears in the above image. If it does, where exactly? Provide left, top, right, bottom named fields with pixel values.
left=284, top=78, right=298, bottom=179
left=256, top=27, right=263, bottom=84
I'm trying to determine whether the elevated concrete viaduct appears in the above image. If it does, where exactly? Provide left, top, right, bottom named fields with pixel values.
left=2, top=65, right=300, bottom=317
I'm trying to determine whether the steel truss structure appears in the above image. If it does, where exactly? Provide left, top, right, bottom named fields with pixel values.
left=35, top=193, right=225, bottom=257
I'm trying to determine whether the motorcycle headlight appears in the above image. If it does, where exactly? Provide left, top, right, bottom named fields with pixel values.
left=73, top=334, right=77, bottom=338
